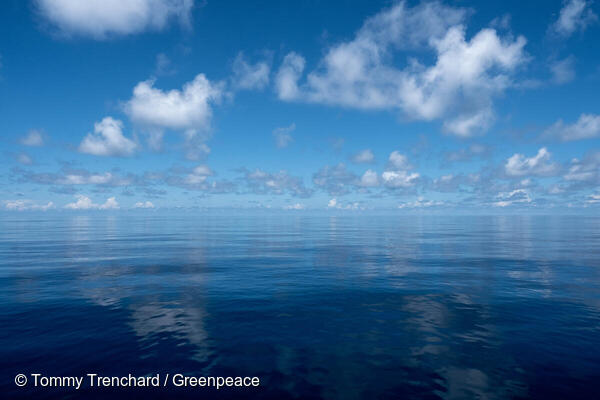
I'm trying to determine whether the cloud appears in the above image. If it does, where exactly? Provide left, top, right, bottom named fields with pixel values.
left=313, top=163, right=358, bottom=195
left=184, top=165, right=213, bottom=185
left=78, top=117, right=137, bottom=156
left=443, top=144, right=490, bottom=164
left=504, top=147, right=558, bottom=177
left=134, top=201, right=155, bottom=209
left=551, top=0, right=597, bottom=37
left=587, top=193, right=600, bottom=204
left=232, top=53, right=270, bottom=90
left=20, top=130, right=44, bottom=146
left=550, top=56, right=576, bottom=84
left=124, top=74, right=224, bottom=151
left=326, top=198, right=363, bottom=210
left=398, top=197, right=444, bottom=208
left=351, top=149, right=375, bottom=164
left=154, top=53, right=175, bottom=76
left=275, top=52, right=305, bottom=100
left=275, top=1, right=527, bottom=136
left=35, top=0, right=194, bottom=39
left=64, top=195, right=119, bottom=210
left=273, top=123, right=295, bottom=148
left=387, top=151, right=411, bottom=169
left=381, top=170, right=420, bottom=188
left=358, top=169, right=379, bottom=187
left=563, top=152, right=600, bottom=182
left=12, top=166, right=135, bottom=187
left=493, top=189, right=532, bottom=207
left=242, top=168, right=313, bottom=198
left=382, top=151, right=419, bottom=188
left=17, top=153, right=33, bottom=165
left=3, top=200, right=54, bottom=211
left=544, top=113, right=600, bottom=141
left=283, top=203, right=305, bottom=210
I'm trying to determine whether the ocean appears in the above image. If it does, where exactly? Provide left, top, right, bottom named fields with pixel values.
left=1, top=215, right=599, bottom=399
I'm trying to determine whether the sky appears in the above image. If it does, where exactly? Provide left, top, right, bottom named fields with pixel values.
left=1, top=0, right=599, bottom=213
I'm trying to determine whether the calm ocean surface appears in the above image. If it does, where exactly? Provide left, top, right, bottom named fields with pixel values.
left=1, top=215, right=599, bottom=399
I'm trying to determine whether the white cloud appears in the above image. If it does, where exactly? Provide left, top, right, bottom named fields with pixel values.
left=382, top=170, right=420, bottom=188
left=359, top=169, right=379, bottom=187
left=275, top=1, right=527, bottom=137
left=273, top=123, right=295, bottom=148
left=387, top=151, right=411, bottom=169
left=57, top=172, right=129, bottom=186
left=587, top=193, right=600, bottom=204
left=283, top=203, right=305, bottom=210
left=275, top=52, right=305, bottom=100
left=550, top=56, right=576, bottom=84
left=134, top=201, right=155, bottom=209
left=505, top=148, right=558, bottom=177
left=398, top=197, right=443, bottom=208
left=563, top=153, right=600, bottom=181
left=326, top=198, right=362, bottom=210
left=232, top=53, right=270, bottom=90
left=64, top=195, right=119, bottom=210
left=20, top=130, right=44, bottom=146
left=551, top=0, right=597, bottom=37
left=382, top=151, right=419, bottom=188
left=124, top=74, right=224, bottom=150
left=493, top=189, right=532, bottom=207
left=78, top=117, right=137, bottom=156
left=36, top=0, right=194, bottom=39
left=4, top=200, right=54, bottom=211
left=544, top=113, right=600, bottom=141
left=351, top=149, right=375, bottom=164
left=185, top=165, right=213, bottom=184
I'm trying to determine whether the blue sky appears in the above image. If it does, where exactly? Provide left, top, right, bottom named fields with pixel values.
left=1, top=0, right=599, bottom=212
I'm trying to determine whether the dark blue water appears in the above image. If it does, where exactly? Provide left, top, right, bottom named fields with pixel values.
left=1, top=215, right=599, bottom=399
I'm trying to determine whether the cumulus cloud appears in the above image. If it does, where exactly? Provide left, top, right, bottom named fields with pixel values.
left=273, top=123, right=295, bottom=148
left=242, top=168, right=313, bottom=198
left=327, top=198, right=363, bottom=210
left=313, top=163, right=358, bottom=195
left=78, top=117, right=137, bottom=156
left=20, top=130, right=44, bottom=146
left=3, top=200, right=54, bottom=211
left=232, top=53, right=270, bottom=90
left=275, top=52, right=305, bottom=100
left=275, top=1, right=527, bottom=136
left=134, top=201, right=155, bottom=208
left=493, top=189, right=532, bottom=207
left=184, top=165, right=213, bottom=185
left=35, top=0, right=194, bottom=39
left=351, top=149, right=375, bottom=164
left=544, top=113, right=600, bottom=141
left=551, top=0, right=597, bottom=37
left=563, top=152, right=600, bottom=182
left=358, top=169, right=379, bottom=187
left=505, top=147, right=558, bottom=177
left=64, top=195, right=119, bottom=210
left=382, top=151, right=419, bottom=188
left=124, top=74, right=224, bottom=151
